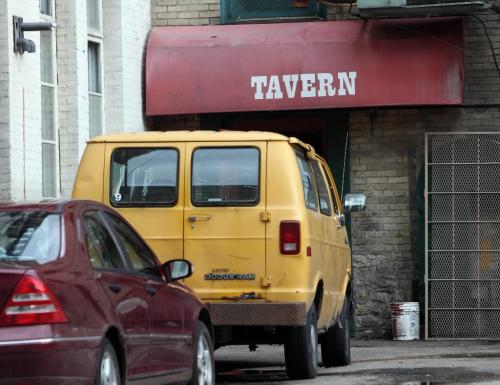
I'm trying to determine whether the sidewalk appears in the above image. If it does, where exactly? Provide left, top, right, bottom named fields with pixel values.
left=351, top=339, right=500, bottom=362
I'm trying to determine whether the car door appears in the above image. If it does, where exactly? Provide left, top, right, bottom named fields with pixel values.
left=103, top=212, right=190, bottom=379
left=184, top=143, right=267, bottom=300
left=81, top=210, right=152, bottom=379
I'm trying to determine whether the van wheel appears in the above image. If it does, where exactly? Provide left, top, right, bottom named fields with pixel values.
left=94, top=338, right=121, bottom=385
left=284, top=304, right=318, bottom=380
left=190, top=322, right=215, bottom=385
left=321, top=297, right=351, bottom=367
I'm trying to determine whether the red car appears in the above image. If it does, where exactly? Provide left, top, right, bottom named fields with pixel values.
left=0, top=200, right=214, bottom=385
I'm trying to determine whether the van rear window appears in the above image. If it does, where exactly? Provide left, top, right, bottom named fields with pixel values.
left=110, top=148, right=178, bottom=206
left=191, top=147, right=259, bottom=206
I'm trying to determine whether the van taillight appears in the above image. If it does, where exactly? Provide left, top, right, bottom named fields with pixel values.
left=280, top=221, right=300, bottom=255
left=0, top=273, right=68, bottom=326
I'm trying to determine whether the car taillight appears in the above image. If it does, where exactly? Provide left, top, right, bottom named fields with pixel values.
left=280, top=221, right=300, bottom=255
left=0, top=273, right=68, bottom=326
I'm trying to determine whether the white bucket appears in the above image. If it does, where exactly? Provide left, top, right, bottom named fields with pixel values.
left=390, top=302, right=420, bottom=341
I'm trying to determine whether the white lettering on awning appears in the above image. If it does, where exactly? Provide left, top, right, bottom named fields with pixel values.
left=251, top=71, right=357, bottom=100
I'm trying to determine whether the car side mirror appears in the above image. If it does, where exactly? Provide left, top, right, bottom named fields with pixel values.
left=163, top=259, right=193, bottom=281
left=344, top=193, right=366, bottom=213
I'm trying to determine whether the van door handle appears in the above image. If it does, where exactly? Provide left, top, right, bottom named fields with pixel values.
left=188, top=215, right=212, bottom=223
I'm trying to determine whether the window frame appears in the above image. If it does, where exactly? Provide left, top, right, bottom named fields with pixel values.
left=320, top=161, right=343, bottom=215
left=81, top=210, right=129, bottom=273
left=40, top=7, right=59, bottom=199
left=190, top=146, right=261, bottom=207
left=109, top=147, right=180, bottom=208
left=86, top=0, right=103, bottom=36
left=294, top=147, right=319, bottom=212
left=311, top=159, right=333, bottom=217
left=102, top=211, right=164, bottom=282
left=87, top=38, right=104, bottom=139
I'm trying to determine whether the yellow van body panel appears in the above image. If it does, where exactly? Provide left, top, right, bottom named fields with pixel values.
left=72, top=131, right=352, bottom=330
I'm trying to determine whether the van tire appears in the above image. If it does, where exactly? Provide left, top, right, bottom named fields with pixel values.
left=284, top=304, right=318, bottom=380
left=321, top=297, right=351, bottom=367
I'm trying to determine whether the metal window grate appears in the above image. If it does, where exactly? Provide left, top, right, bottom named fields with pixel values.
left=220, top=0, right=326, bottom=23
left=425, top=133, right=500, bottom=339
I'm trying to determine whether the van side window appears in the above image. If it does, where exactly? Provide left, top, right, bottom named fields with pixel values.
left=295, top=150, right=318, bottom=211
left=191, top=147, right=259, bottom=206
left=321, top=164, right=341, bottom=214
left=311, top=161, right=332, bottom=216
left=110, top=148, right=178, bottom=207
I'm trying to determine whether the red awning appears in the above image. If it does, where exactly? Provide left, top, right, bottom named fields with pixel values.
left=146, top=17, right=464, bottom=116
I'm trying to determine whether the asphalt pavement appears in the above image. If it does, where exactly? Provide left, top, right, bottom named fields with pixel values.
left=215, top=339, right=500, bottom=384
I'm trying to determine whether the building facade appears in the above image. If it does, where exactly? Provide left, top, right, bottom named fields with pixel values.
left=149, top=0, right=500, bottom=338
left=0, top=0, right=150, bottom=200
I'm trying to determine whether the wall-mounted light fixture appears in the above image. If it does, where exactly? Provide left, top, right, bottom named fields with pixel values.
left=13, top=16, right=53, bottom=54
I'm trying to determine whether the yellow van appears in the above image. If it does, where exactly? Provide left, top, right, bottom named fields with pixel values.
left=72, top=130, right=365, bottom=380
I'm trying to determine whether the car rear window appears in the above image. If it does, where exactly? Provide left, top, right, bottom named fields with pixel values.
left=110, top=148, right=178, bottom=207
left=0, top=211, right=60, bottom=264
left=191, top=147, right=259, bottom=206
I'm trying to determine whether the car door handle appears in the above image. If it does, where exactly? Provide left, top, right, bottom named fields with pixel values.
left=145, top=286, right=157, bottom=296
left=108, top=283, right=122, bottom=294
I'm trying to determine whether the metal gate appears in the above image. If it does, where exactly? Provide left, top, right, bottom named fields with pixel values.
left=425, top=133, right=500, bottom=339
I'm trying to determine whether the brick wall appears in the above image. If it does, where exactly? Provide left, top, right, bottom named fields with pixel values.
left=152, top=0, right=220, bottom=26
left=350, top=106, right=500, bottom=338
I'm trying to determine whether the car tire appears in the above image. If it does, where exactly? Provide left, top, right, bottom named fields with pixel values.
left=284, top=304, right=318, bottom=380
left=321, top=297, right=351, bottom=367
left=94, top=338, right=121, bottom=385
left=190, top=322, right=215, bottom=385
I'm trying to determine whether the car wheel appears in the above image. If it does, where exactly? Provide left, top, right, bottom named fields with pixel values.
left=190, top=322, right=215, bottom=385
left=321, top=296, right=351, bottom=367
left=94, top=338, right=121, bottom=385
left=284, top=304, right=318, bottom=380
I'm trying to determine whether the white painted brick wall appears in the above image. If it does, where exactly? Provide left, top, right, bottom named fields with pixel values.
left=57, top=0, right=90, bottom=197
left=0, top=1, right=10, bottom=200
left=103, top=0, right=150, bottom=134
left=7, top=0, right=42, bottom=200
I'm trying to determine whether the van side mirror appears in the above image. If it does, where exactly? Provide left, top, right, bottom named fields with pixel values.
left=344, top=193, right=366, bottom=213
left=163, top=259, right=193, bottom=281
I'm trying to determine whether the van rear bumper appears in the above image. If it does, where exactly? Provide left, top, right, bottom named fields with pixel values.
left=206, top=302, right=307, bottom=326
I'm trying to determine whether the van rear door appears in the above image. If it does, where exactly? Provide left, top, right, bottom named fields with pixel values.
left=183, top=142, right=267, bottom=300
left=103, top=143, right=185, bottom=263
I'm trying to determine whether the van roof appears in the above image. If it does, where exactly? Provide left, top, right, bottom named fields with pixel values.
left=90, top=130, right=295, bottom=144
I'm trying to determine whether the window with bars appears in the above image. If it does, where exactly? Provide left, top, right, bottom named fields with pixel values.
left=40, top=5, right=59, bottom=198
left=220, top=0, right=326, bottom=23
